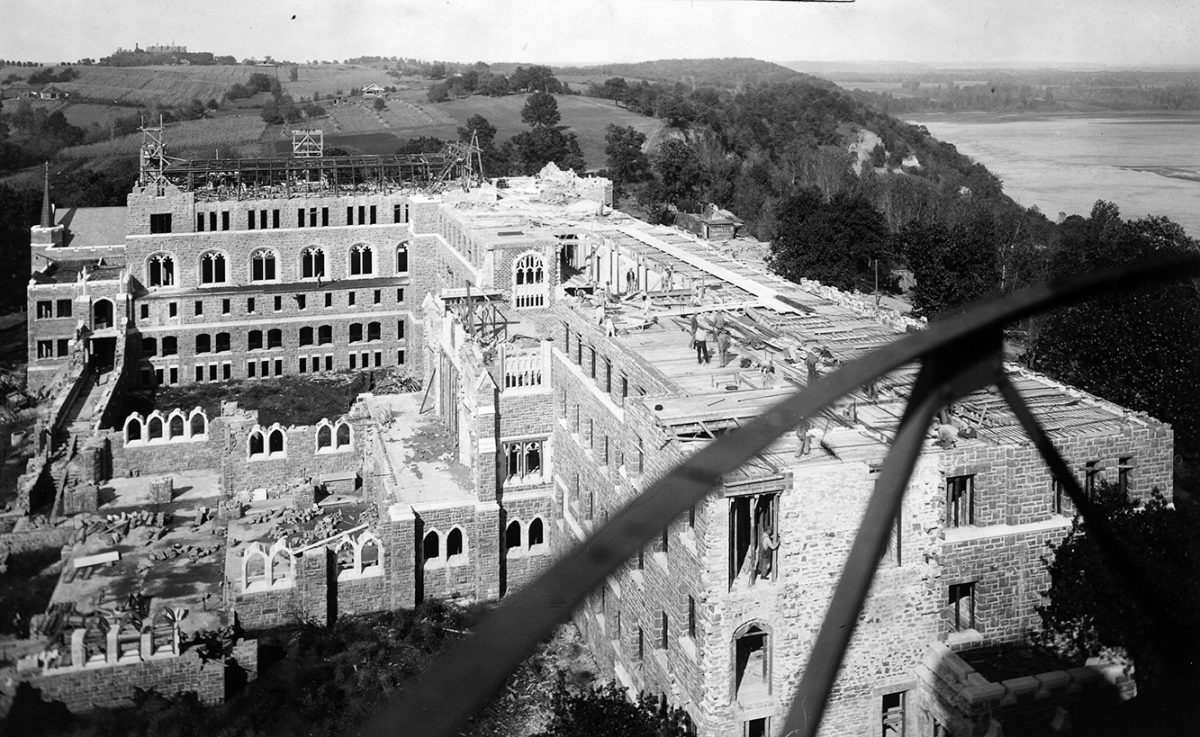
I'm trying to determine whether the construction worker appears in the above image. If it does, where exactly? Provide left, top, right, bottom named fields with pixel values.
left=795, top=418, right=812, bottom=456
left=694, top=325, right=711, bottom=364
left=717, top=330, right=731, bottom=367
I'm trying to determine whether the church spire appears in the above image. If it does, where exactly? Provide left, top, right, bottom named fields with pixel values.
left=40, top=162, right=52, bottom=228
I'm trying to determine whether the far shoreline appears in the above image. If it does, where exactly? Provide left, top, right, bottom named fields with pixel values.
left=906, top=109, right=1200, bottom=125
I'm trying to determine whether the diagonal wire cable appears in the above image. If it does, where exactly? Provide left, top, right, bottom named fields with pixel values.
left=364, top=255, right=1200, bottom=737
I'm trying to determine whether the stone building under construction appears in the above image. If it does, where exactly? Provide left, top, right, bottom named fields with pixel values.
left=10, top=140, right=1167, bottom=736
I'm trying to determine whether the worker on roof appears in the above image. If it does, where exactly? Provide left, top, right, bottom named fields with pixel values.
left=717, top=330, right=731, bottom=367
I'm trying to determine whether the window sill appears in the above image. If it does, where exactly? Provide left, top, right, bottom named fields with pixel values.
left=678, top=636, right=697, bottom=659
left=945, top=628, right=984, bottom=648
left=337, top=567, right=384, bottom=581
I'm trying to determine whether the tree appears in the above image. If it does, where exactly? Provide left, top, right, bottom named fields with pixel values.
left=1038, top=485, right=1199, bottom=731
left=650, top=139, right=709, bottom=208
left=458, top=115, right=508, bottom=177
left=458, top=114, right=497, bottom=149
left=288, top=66, right=299, bottom=82
left=769, top=190, right=895, bottom=293
left=532, top=677, right=694, bottom=737
left=521, top=91, right=560, bottom=128
left=603, top=124, right=649, bottom=195
left=1031, top=202, right=1200, bottom=450
left=373, top=97, right=386, bottom=110
left=894, top=211, right=1000, bottom=318
left=511, top=127, right=585, bottom=175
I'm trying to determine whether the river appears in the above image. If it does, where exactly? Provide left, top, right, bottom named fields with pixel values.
left=907, top=112, right=1200, bottom=237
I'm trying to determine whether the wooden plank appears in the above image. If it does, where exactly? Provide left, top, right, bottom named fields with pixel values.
left=73, top=550, right=120, bottom=569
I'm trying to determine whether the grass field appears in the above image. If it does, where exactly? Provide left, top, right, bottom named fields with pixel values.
left=434, top=94, right=662, bottom=168
left=61, top=113, right=268, bottom=159
left=8, top=65, right=662, bottom=170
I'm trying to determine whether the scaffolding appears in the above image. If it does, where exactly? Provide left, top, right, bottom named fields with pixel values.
left=141, top=126, right=484, bottom=200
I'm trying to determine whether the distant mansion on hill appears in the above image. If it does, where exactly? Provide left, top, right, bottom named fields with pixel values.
left=6, top=144, right=1160, bottom=736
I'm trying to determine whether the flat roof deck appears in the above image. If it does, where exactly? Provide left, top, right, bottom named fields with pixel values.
left=367, top=392, right=475, bottom=507
left=50, top=469, right=227, bottom=634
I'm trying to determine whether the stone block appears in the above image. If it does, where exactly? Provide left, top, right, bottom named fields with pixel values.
left=149, top=477, right=174, bottom=504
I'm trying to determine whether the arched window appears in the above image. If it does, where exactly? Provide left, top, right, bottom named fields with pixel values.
left=124, top=415, right=143, bottom=443
left=189, top=411, right=206, bottom=437
left=528, top=517, right=545, bottom=547
left=360, top=537, right=381, bottom=571
left=447, top=527, right=464, bottom=557
left=350, top=244, right=373, bottom=276
left=318, top=325, right=333, bottom=345
left=161, top=336, right=177, bottom=356
left=250, top=249, right=277, bottom=281
left=248, top=429, right=265, bottom=457
left=335, top=539, right=355, bottom=573
left=299, top=327, right=314, bottom=346
left=244, top=550, right=267, bottom=586
left=141, top=337, right=157, bottom=356
left=248, top=330, right=263, bottom=350
left=505, top=520, right=523, bottom=553
left=267, top=329, right=282, bottom=348
left=349, top=323, right=363, bottom=343
left=215, top=332, right=231, bottom=352
left=733, top=622, right=773, bottom=701
left=335, top=422, right=352, bottom=448
left=423, top=530, right=440, bottom=564
left=92, top=299, right=113, bottom=329
left=168, top=413, right=185, bottom=439
left=367, top=321, right=381, bottom=341
left=147, top=415, right=164, bottom=441
left=513, top=252, right=547, bottom=309
left=270, top=550, right=292, bottom=584
left=147, top=253, right=174, bottom=287
left=200, top=251, right=226, bottom=284
left=195, top=334, right=211, bottom=354
left=316, top=423, right=332, bottom=449
left=396, top=243, right=409, bottom=274
left=268, top=428, right=285, bottom=454
left=301, top=247, right=325, bottom=279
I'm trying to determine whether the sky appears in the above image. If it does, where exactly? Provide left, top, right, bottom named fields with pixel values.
left=4, top=0, right=1199, bottom=68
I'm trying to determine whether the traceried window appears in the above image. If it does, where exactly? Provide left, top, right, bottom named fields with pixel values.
left=504, top=439, right=544, bottom=483
left=146, top=253, right=174, bottom=287
left=200, top=251, right=226, bottom=284
left=512, top=252, right=546, bottom=308
left=301, top=247, right=325, bottom=279
left=349, top=244, right=374, bottom=276
left=250, top=249, right=277, bottom=281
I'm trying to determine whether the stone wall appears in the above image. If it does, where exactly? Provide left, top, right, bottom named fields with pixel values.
left=21, top=639, right=256, bottom=714
left=916, top=642, right=1128, bottom=737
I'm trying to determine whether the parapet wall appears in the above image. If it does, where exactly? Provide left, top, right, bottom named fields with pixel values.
left=19, top=639, right=257, bottom=714
left=916, top=642, right=1130, bottom=737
